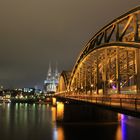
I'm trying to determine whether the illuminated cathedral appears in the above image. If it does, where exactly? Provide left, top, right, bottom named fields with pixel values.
left=44, top=64, right=59, bottom=94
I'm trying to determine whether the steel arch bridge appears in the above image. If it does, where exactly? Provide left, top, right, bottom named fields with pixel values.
left=57, top=71, right=71, bottom=93
left=57, top=6, right=140, bottom=96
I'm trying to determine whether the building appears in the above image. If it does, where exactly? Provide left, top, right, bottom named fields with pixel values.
left=44, top=63, right=59, bottom=94
left=22, top=88, right=35, bottom=97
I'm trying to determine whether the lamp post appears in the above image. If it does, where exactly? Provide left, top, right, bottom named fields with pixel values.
left=81, top=86, right=83, bottom=95
left=109, top=79, right=113, bottom=87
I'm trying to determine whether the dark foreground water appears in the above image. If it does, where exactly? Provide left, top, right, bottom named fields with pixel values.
left=0, top=103, right=140, bottom=140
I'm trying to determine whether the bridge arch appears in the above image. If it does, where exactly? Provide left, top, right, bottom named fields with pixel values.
left=69, top=6, right=140, bottom=95
left=57, top=71, right=71, bottom=93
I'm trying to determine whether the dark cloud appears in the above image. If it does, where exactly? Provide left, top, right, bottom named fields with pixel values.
left=0, top=0, right=139, bottom=88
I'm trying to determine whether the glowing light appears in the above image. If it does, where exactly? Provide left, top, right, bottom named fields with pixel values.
left=20, top=95, right=23, bottom=99
left=52, top=98, right=56, bottom=106
left=56, top=102, right=64, bottom=121
left=109, top=79, right=113, bottom=83
left=121, top=114, right=127, bottom=140
left=112, top=85, right=116, bottom=89
left=115, top=124, right=122, bottom=140
left=57, top=127, right=64, bottom=140
left=51, top=107, right=56, bottom=122
left=5, top=95, right=11, bottom=99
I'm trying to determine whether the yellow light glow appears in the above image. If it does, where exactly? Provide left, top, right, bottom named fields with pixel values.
left=51, top=107, right=56, bottom=122
left=115, top=125, right=122, bottom=140
left=52, top=98, right=56, bottom=106
left=57, top=127, right=64, bottom=140
left=56, top=102, right=64, bottom=121
left=5, top=95, right=11, bottom=99
left=109, top=79, right=113, bottom=83
left=20, top=95, right=23, bottom=99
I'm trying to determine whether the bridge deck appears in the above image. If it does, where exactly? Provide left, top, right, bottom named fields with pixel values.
left=56, top=94, right=140, bottom=118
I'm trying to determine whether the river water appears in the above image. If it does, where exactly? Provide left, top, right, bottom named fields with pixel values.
left=0, top=103, right=140, bottom=140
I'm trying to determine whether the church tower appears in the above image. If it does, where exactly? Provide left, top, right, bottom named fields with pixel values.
left=55, top=62, right=59, bottom=80
left=44, top=63, right=59, bottom=94
left=48, top=63, right=51, bottom=77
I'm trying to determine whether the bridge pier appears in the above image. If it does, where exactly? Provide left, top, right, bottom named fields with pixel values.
left=56, top=99, right=118, bottom=123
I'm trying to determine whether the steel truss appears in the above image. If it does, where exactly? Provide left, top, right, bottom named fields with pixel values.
left=69, top=6, right=140, bottom=95
left=71, top=46, right=137, bottom=95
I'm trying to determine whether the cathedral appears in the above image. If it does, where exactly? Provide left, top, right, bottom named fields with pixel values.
left=44, top=64, right=59, bottom=94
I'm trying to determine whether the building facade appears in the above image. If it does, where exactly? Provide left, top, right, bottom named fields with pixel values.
left=44, top=64, right=59, bottom=94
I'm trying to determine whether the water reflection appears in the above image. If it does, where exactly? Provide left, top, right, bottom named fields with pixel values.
left=0, top=103, right=140, bottom=140
left=51, top=107, right=56, bottom=122
left=53, top=126, right=64, bottom=140
left=121, top=114, right=127, bottom=140
left=116, top=125, right=122, bottom=140
left=56, top=102, right=64, bottom=121
left=57, top=127, right=65, bottom=140
left=116, top=113, right=140, bottom=140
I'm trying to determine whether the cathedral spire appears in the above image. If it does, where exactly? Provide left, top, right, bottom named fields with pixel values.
left=44, top=62, right=59, bottom=94
left=55, top=62, right=58, bottom=77
left=48, top=62, right=52, bottom=77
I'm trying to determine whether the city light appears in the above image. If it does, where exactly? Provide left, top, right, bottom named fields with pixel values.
left=109, top=79, right=113, bottom=83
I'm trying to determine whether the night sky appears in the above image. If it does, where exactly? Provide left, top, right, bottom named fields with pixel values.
left=0, top=0, right=139, bottom=89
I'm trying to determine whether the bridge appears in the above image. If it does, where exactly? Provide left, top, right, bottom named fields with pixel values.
left=55, top=6, right=140, bottom=118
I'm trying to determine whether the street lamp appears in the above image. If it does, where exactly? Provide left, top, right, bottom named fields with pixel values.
left=91, top=84, right=93, bottom=94
left=75, top=88, right=77, bottom=95
left=109, top=79, right=113, bottom=83
left=109, top=79, right=113, bottom=89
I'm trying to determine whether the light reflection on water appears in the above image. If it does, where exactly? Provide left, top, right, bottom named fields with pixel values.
left=56, top=102, right=64, bottom=121
left=0, top=103, right=140, bottom=140
left=121, top=114, right=127, bottom=140
left=115, top=113, right=140, bottom=140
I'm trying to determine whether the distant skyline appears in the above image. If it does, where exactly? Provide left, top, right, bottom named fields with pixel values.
left=0, top=0, right=139, bottom=88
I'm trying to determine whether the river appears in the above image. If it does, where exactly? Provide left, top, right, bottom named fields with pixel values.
left=0, top=103, right=140, bottom=140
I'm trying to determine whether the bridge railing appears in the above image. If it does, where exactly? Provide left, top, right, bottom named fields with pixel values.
left=57, top=94, right=140, bottom=112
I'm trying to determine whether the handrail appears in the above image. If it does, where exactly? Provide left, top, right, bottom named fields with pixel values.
left=56, top=94, right=140, bottom=112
